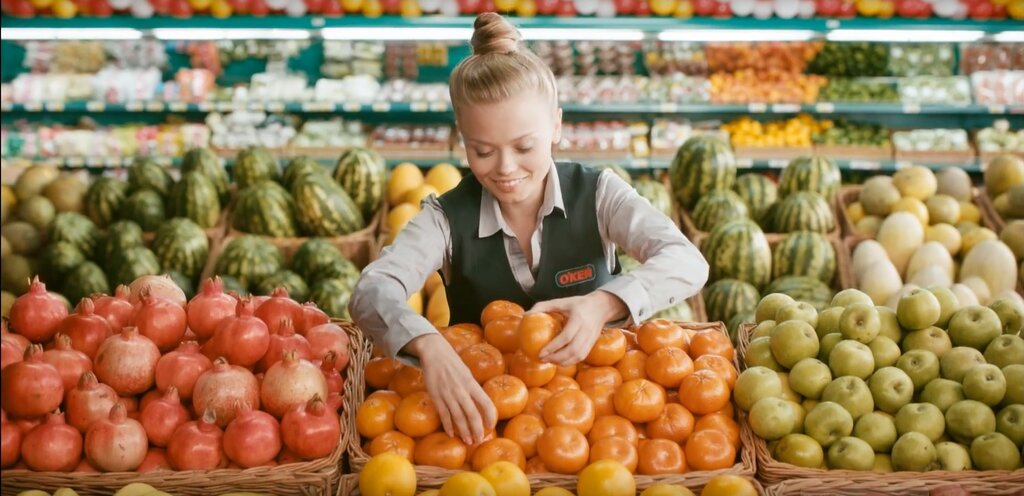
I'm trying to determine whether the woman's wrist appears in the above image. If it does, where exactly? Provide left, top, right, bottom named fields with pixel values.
left=403, top=332, right=447, bottom=359
left=591, top=290, right=629, bottom=323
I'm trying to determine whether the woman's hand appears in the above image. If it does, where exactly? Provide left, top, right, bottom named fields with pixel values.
left=405, top=333, right=498, bottom=446
left=529, top=290, right=628, bottom=367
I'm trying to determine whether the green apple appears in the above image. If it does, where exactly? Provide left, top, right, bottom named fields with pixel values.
left=897, top=289, right=942, bottom=331
left=832, top=289, right=875, bottom=309
left=896, top=349, right=940, bottom=391
left=971, top=433, right=1023, bottom=470
left=962, top=364, right=1007, bottom=406
left=776, top=301, right=819, bottom=328
left=989, top=297, right=1024, bottom=336
left=829, top=340, right=875, bottom=380
left=876, top=306, right=903, bottom=343
left=873, top=454, right=893, bottom=472
left=777, top=372, right=803, bottom=403
left=770, top=320, right=820, bottom=369
left=1002, top=364, right=1024, bottom=405
left=939, top=347, right=986, bottom=382
left=802, top=398, right=819, bottom=413
left=868, top=336, right=901, bottom=370
left=935, top=442, right=972, bottom=471
left=840, top=304, right=880, bottom=344
left=920, top=378, right=966, bottom=414
left=948, top=305, right=1002, bottom=351
left=734, top=366, right=783, bottom=412
left=744, top=337, right=784, bottom=372
left=774, top=433, right=824, bottom=468
left=788, top=358, right=832, bottom=400
left=895, top=403, right=946, bottom=442
left=984, top=334, right=1024, bottom=369
left=996, top=404, right=1024, bottom=447
left=926, top=285, right=961, bottom=329
left=822, top=376, right=874, bottom=421
left=751, top=320, right=776, bottom=340
left=757, top=293, right=796, bottom=323
left=901, top=327, right=952, bottom=359
left=827, top=436, right=875, bottom=471
left=944, top=399, right=996, bottom=443
left=891, top=432, right=937, bottom=471
left=818, top=333, right=844, bottom=364
left=868, top=366, right=915, bottom=414
left=749, top=397, right=798, bottom=441
left=804, top=401, right=854, bottom=447
left=816, top=307, right=845, bottom=339
left=853, top=411, right=898, bottom=452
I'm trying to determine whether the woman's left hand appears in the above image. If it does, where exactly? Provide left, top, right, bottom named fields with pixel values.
left=529, top=290, right=627, bottom=367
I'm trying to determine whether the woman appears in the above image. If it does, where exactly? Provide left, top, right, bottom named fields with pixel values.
left=349, top=12, right=708, bottom=447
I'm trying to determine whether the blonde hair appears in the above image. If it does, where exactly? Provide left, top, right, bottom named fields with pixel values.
left=449, top=13, right=558, bottom=113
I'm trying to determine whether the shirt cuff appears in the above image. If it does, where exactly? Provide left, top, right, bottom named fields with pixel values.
left=598, top=274, right=653, bottom=326
left=387, top=312, right=441, bottom=368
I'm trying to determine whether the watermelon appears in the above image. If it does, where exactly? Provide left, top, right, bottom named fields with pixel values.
left=127, top=158, right=174, bottom=198
left=728, top=310, right=756, bottom=342
left=779, top=156, right=841, bottom=201
left=653, top=300, right=695, bottom=322
left=703, top=278, right=760, bottom=325
left=232, top=182, right=298, bottom=238
left=291, top=239, right=345, bottom=282
left=702, top=219, right=772, bottom=290
left=771, top=192, right=835, bottom=234
left=214, top=235, right=284, bottom=290
left=83, top=177, right=128, bottom=228
left=181, top=148, right=230, bottom=205
left=152, top=218, right=210, bottom=282
left=97, top=221, right=145, bottom=271
left=692, top=191, right=749, bottom=232
left=669, top=136, right=737, bottom=209
left=309, top=277, right=355, bottom=319
left=772, top=231, right=837, bottom=284
left=764, top=276, right=835, bottom=311
left=256, top=270, right=310, bottom=302
left=234, top=146, right=279, bottom=189
left=283, top=156, right=330, bottom=191
left=319, top=259, right=362, bottom=283
left=733, top=174, right=778, bottom=227
left=219, top=275, right=249, bottom=297
left=40, top=241, right=85, bottom=287
left=334, top=147, right=386, bottom=222
left=292, top=176, right=365, bottom=237
left=592, top=163, right=633, bottom=186
left=63, top=262, right=109, bottom=306
left=119, top=190, right=166, bottom=232
left=48, top=212, right=99, bottom=258
left=633, top=177, right=673, bottom=219
left=170, top=172, right=222, bottom=229
left=109, top=246, right=161, bottom=287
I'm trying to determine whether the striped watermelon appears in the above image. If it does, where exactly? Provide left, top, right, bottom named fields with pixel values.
left=728, top=311, right=756, bottom=342
left=283, top=156, right=330, bottom=191
left=256, top=270, right=309, bottom=302
left=653, top=300, right=695, bottom=322
left=234, top=147, right=279, bottom=189
left=119, top=190, right=166, bottom=232
left=292, top=176, right=365, bottom=237
left=233, top=182, right=298, bottom=238
left=702, top=219, right=772, bottom=290
left=309, top=277, right=355, bottom=319
left=764, top=276, right=835, bottom=311
left=291, top=239, right=345, bottom=282
left=181, top=148, right=230, bottom=205
left=703, top=278, right=760, bottom=325
left=40, top=241, right=85, bottom=287
left=779, top=156, right=841, bottom=201
left=772, top=231, right=836, bottom=284
left=733, top=174, right=778, bottom=227
left=48, top=212, right=99, bottom=258
left=170, top=172, right=222, bottom=229
left=110, top=246, right=161, bottom=287
left=127, top=158, right=174, bottom=198
left=771, top=192, right=835, bottom=234
left=83, top=177, right=128, bottom=228
left=63, top=262, right=109, bottom=306
left=692, top=191, right=749, bottom=232
left=319, top=258, right=362, bottom=283
left=334, top=147, right=386, bottom=222
left=219, top=275, right=249, bottom=297
left=153, top=218, right=210, bottom=282
left=633, top=177, right=673, bottom=218
left=669, top=136, right=737, bottom=209
left=593, top=163, right=633, bottom=186
left=214, top=235, right=283, bottom=290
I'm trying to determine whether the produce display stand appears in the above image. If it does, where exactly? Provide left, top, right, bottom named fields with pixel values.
left=345, top=322, right=757, bottom=491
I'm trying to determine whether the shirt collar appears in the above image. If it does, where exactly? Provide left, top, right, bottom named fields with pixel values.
left=478, top=161, right=566, bottom=238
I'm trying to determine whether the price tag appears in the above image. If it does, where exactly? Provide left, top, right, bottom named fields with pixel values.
left=902, top=103, right=921, bottom=114
left=342, top=103, right=362, bottom=112
left=815, top=103, right=835, bottom=114
left=249, top=102, right=265, bottom=112
left=86, top=157, right=102, bottom=167
left=67, top=157, right=85, bottom=167
left=771, top=104, right=800, bottom=113
left=168, top=102, right=188, bottom=112
left=302, top=102, right=333, bottom=112
left=736, top=159, right=754, bottom=169
left=659, top=103, right=679, bottom=113
left=216, top=102, right=234, bottom=112
left=850, top=160, right=881, bottom=170
left=767, top=159, right=788, bottom=169
left=198, top=102, right=214, bottom=112
left=748, top=103, right=768, bottom=113
left=410, top=102, right=429, bottom=112
left=23, top=102, right=41, bottom=112
left=85, top=101, right=105, bottom=112
left=266, top=102, right=285, bottom=112
left=126, top=102, right=144, bottom=112
left=145, top=102, right=165, bottom=112
left=372, top=102, right=391, bottom=112
left=826, top=19, right=840, bottom=29
left=429, top=102, right=449, bottom=112
left=45, top=102, right=65, bottom=112
left=988, top=104, right=1007, bottom=115
left=311, top=17, right=326, bottom=27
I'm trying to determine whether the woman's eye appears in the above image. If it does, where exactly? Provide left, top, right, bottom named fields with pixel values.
left=515, top=147, right=533, bottom=154
left=474, top=149, right=494, bottom=158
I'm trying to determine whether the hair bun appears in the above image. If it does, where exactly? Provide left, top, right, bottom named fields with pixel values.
left=471, top=12, right=522, bottom=55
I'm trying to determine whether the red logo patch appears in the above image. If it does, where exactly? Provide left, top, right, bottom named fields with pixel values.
left=555, top=264, right=596, bottom=288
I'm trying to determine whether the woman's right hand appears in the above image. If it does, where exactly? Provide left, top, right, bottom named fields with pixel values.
left=406, top=333, right=497, bottom=446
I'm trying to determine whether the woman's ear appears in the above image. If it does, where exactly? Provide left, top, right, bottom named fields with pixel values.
left=551, top=107, right=563, bottom=145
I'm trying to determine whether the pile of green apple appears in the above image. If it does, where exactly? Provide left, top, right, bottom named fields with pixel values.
left=735, top=287, right=1024, bottom=472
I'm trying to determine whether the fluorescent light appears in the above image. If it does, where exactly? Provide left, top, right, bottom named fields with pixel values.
left=521, top=28, right=644, bottom=41
left=321, top=27, right=472, bottom=41
left=826, top=29, right=984, bottom=43
left=0, top=28, right=142, bottom=40
left=993, top=31, right=1024, bottom=43
left=658, top=29, right=816, bottom=42
left=152, top=28, right=310, bottom=40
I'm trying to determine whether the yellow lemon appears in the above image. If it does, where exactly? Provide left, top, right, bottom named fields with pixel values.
left=425, top=163, right=463, bottom=195
left=439, top=472, right=495, bottom=496
left=405, top=184, right=440, bottom=207
left=360, top=453, right=416, bottom=496
left=388, top=163, right=425, bottom=206
left=387, top=203, right=421, bottom=233
left=480, top=461, right=530, bottom=496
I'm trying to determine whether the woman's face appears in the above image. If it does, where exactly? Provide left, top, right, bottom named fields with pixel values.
left=456, top=90, right=561, bottom=208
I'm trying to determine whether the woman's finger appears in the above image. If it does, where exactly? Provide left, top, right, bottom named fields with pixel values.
left=455, top=388, right=486, bottom=444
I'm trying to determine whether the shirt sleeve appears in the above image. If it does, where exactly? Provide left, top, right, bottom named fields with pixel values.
left=594, top=170, right=710, bottom=324
left=348, top=196, right=451, bottom=363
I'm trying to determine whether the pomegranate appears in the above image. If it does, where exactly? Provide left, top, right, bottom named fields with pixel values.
left=166, top=409, right=225, bottom=470
left=186, top=277, right=237, bottom=341
left=261, top=351, right=328, bottom=418
left=305, top=323, right=350, bottom=372
left=223, top=401, right=281, bottom=468
left=1, top=410, right=21, bottom=468
left=192, top=357, right=259, bottom=428
left=92, top=285, right=134, bottom=330
left=281, top=395, right=340, bottom=460
left=65, top=372, right=119, bottom=433
left=21, top=411, right=82, bottom=472
left=60, top=298, right=113, bottom=359
left=9, top=277, right=68, bottom=343
left=257, top=318, right=312, bottom=373
left=84, top=403, right=148, bottom=472
left=1, top=344, right=64, bottom=418
left=42, top=333, right=93, bottom=392
left=133, top=292, right=187, bottom=352
left=138, top=387, right=190, bottom=448
left=129, top=274, right=187, bottom=308
left=255, top=288, right=304, bottom=334
left=203, top=297, right=270, bottom=368
left=94, top=327, right=161, bottom=396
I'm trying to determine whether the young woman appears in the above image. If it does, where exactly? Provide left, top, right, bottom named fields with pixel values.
left=349, top=12, right=708, bottom=447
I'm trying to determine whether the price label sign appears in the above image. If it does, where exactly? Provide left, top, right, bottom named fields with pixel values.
left=410, top=102, right=429, bottom=112
left=0, top=102, right=12, bottom=112
left=767, top=159, right=788, bottom=169
left=748, top=103, right=768, bottom=113
left=429, top=102, right=449, bottom=112
left=659, top=103, right=679, bottom=113
left=302, top=102, right=333, bottom=112
left=815, top=103, right=835, bottom=114
left=168, top=102, right=187, bottom=112
left=24, top=102, right=42, bottom=112
left=67, top=157, right=85, bottom=168
left=771, top=104, right=801, bottom=113
left=267, top=102, right=285, bottom=112
left=250, top=102, right=265, bottom=112
left=342, top=103, right=362, bottom=112
left=45, top=102, right=65, bottom=112
left=850, top=160, right=882, bottom=170
left=216, top=102, right=234, bottom=112
left=372, top=102, right=391, bottom=112
left=736, top=159, right=754, bottom=169
left=145, top=102, right=165, bottom=112
left=126, top=102, right=144, bottom=112
left=902, top=103, right=921, bottom=114
left=198, top=102, right=214, bottom=112
left=988, top=105, right=1007, bottom=115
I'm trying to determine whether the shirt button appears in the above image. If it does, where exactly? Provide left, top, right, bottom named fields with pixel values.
left=669, top=297, right=676, bottom=304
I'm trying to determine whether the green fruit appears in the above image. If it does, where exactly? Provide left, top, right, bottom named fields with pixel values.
left=788, top=358, right=832, bottom=400
left=48, top=212, right=99, bottom=258
left=772, top=231, right=836, bottom=284
left=734, top=366, right=783, bottom=412
left=232, top=181, right=297, bottom=237
left=669, top=135, right=736, bottom=210
left=891, top=432, right=937, bottom=471
left=732, top=173, right=778, bottom=226
left=827, top=436, right=875, bottom=471
left=774, top=433, right=824, bottom=468
left=944, top=399, right=996, bottom=444
left=256, top=270, right=310, bottom=302
left=152, top=218, right=210, bottom=283
left=170, top=172, right=222, bottom=229
left=233, top=146, right=280, bottom=189
left=822, top=376, right=874, bottom=420
left=309, top=277, right=356, bottom=319
left=632, top=177, right=673, bottom=218
left=119, top=190, right=166, bottom=232
left=779, top=155, right=841, bottom=202
left=692, top=190, right=749, bottom=232
left=962, top=364, right=1006, bottom=407
left=334, top=146, right=387, bottom=222
left=703, top=278, right=759, bottom=325
left=970, top=433, right=1022, bottom=470
left=756, top=293, right=795, bottom=324
left=702, top=219, right=772, bottom=290
left=214, top=235, right=283, bottom=291
left=1, top=221, right=42, bottom=255
left=896, top=289, right=941, bottom=331
left=764, top=276, right=835, bottom=312
left=83, top=177, right=128, bottom=228
left=983, top=153, right=1024, bottom=199
left=127, top=157, right=174, bottom=197
left=181, top=147, right=229, bottom=205
left=1, top=254, right=35, bottom=295
left=63, top=261, right=110, bottom=305
left=16, top=195, right=55, bottom=232
left=771, top=192, right=835, bottom=234
left=921, top=378, right=965, bottom=414
left=292, top=175, right=366, bottom=236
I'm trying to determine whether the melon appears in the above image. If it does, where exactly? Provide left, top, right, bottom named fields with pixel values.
left=962, top=228, right=998, bottom=257
left=959, top=276, right=992, bottom=306
left=959, top=239, right=1018, bottom=298
left=860, top=260, right=903, bottom=306
left=1001, top=220, right=1024, bottom=261
left=925, top=195, right=960, bottom=226
left=856, top=216, right=883, bottom=238
left=936, top=167, right=973, bottom=202
left=877, top=212, right=925, bottom=277
left=860, top=176, right=901, bottom=216
left=1007, top=185, right=1024, bottom=218
left=909, top=266, right=953, bottom=289
left=0, top=237, right=9, bottom=257
left=1, top=222, right=41, bottom=256
left=1, top=291, right=13, bottom=318
left=906, top=242, right=955, bottom=283
left=984, top=154, right=1024, bottom=198
left=950, top=283, right=980, bottom=307
left=893, top=165, right=938, bottom=201
left=16, top=196, right=55, bottom=232
left=993, top=290, right=1024, bottom=309
left=852, top=240, right=889, bottom=278
left=44, top=174, right=88, bottom=213
left=959, top=201, right=982, bottom=225
left=925, top=224, right=962, bottom=257
left=14, top=165, right=58, bottom=201
left=891, top=197, right=929, bottom=228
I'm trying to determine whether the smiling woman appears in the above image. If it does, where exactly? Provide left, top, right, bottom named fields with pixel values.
left=348, top=12, right=708, bottom=448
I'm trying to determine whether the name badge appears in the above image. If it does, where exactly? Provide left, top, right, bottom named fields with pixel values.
left=555, top=264, right=596, bottom=288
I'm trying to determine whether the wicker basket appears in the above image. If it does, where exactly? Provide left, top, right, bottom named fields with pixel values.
left=977, top=186, right=1009, bottom=234
left=735, top=323, right=1024, bottom=490
left=346, top=322, right=757, bottom=491
left=0, top=320, right=368, bottom=496
left=764, top=477, right=1024, bottom=496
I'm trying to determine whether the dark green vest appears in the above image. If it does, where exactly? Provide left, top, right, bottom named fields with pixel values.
left=437, top=163, right=617, bottom=325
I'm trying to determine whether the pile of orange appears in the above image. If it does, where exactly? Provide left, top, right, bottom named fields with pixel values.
left=357, top=300, right=742, bottom=476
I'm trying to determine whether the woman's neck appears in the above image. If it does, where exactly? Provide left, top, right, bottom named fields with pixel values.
left=499, top=171, right=549, bottom=228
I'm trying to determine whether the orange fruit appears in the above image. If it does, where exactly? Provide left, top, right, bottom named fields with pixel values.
left=678, top=370, right=730, bottom=416
left=482, top=374, right=529, bottom=420
left=588, top=437, right=639, bottom=474
left=459, top=343, right=506, bottom=384
left=502, top=414, right=546, bottom=458
left=637, top=438, right=686, bottom=475
left=693, top=355, right=738, bottom=389
left=484, top=317, right=522, bottom=354
left=523, top=387, right=553, bottom=417
left=577, top=366, right=623, bottom=391
left=508, top=350, right=556, bottom=388
left=481, top=300, right=525, bottom=328
left=543, top=389, right=596, bottom=435
left=646, top=403, right=695, bottom=444
left=414, top=432, right=467, bottom=469
left=685, top=429, right=736, bottom=471
left=701, top=475, right=757, bottom=496
left=537, top=426, right=590, bottom=475
left=636, top=319, right=687, bottom=355
left=520, top=313, right=561, bottom=361
left=366, top=430, right=415, bottom=461
left=646, top=347, right=695, bottom=389
left=694, top=413, right=740, bottom=449
left=544, top=375, right=580, bottom=394
left=583, top=384, right=616, bottom=417
left=388, top=365, right=427, bottom=397
left=442, top=324, right=484, bottom=353
left=471, top=437, right=526, bottom=471
left=588, top=415, right=639, bottom=446
left=688, top=330, right=734, bottom=361
left=359, top=452, right=416, bottom=496
left=616, top=350, right=648, bottom=382
left=367, top=390, right=402, bottom=408
left=578, top=459, right=636, bottom=494
left=365, top=357, right=402, bottom=390
left=555, top=363, right=577, bottom=377
left=585, top=328, right=628, bottom=366
left=394, top=391, right=441, bottom=438
left=466, top=429, right=498, bottom=462
left=525, top=456, right=547, bottom=474
left=357, top=397, right=397, bottom=438
left=614, top=379, right=666, bottom=423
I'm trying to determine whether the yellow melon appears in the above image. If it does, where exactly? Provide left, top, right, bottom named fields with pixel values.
left=425, top=163, right=463, bottom=195
left=426, top=286, right=449, bottom=328
left=424, top=271, right=443, bottom=297
left=961, top=227, right=998, bottom=256
left=891, top=197, right=929, bottom=228
left=387, top=203, right=420, bottom=233
left=958, top=201, right=982, bottom=225
left=404, top=184, right=440, bottom=207
left=388, top=163, right=425, bottom=206
left=407, top=291, right=424, bottom=315
left=846, top=201, right=865, bottom=224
